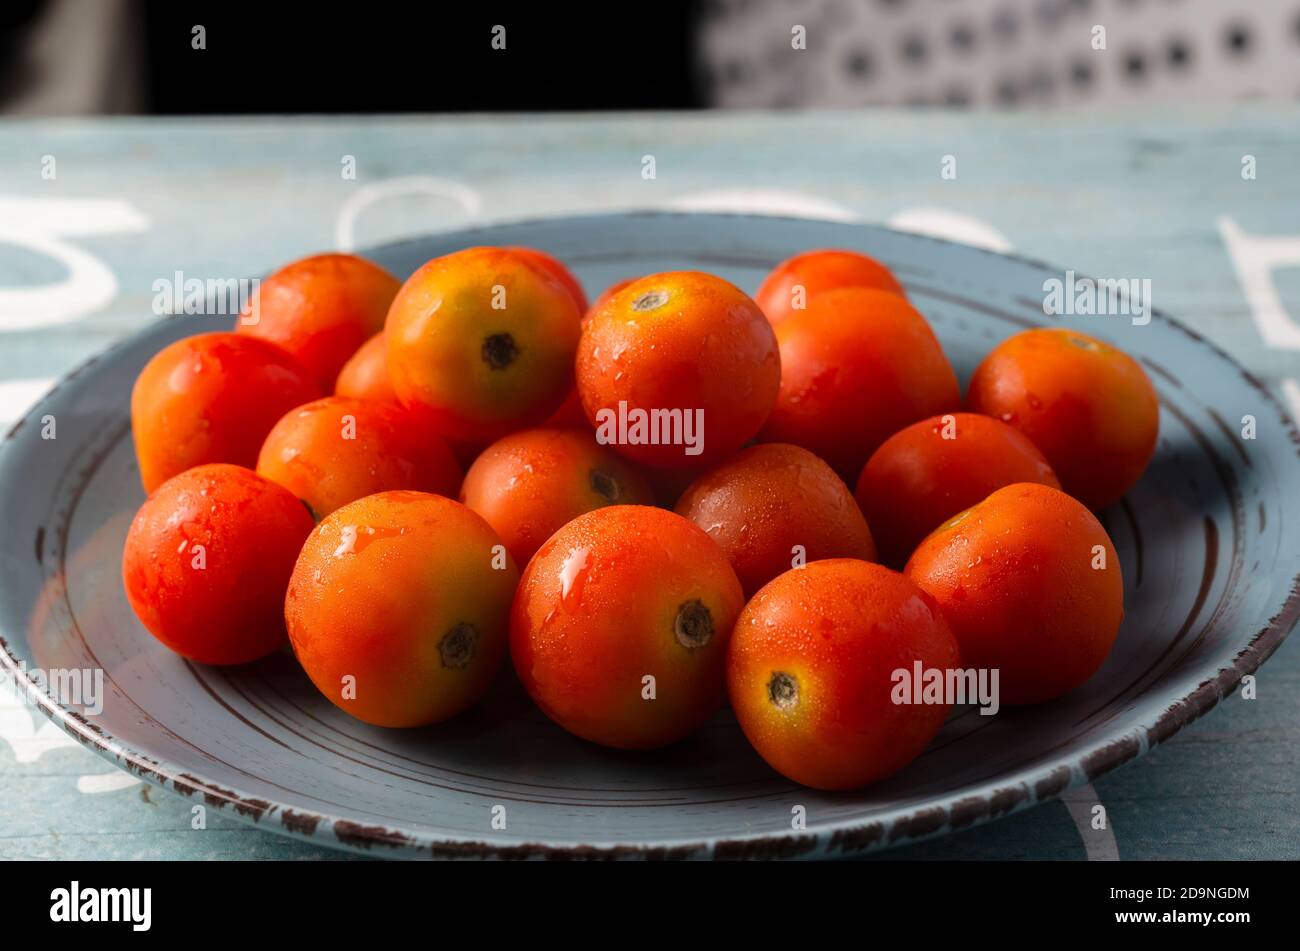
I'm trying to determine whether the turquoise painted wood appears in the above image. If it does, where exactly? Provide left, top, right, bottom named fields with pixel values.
left=1, top=108, right=1298, bottom=859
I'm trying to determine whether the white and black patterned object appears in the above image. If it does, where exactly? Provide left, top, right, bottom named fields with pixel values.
left=697, top=0, right=1300, bottom=107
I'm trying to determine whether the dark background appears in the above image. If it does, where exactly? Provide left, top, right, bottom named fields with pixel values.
left=1, top=1, right=702, bottom=113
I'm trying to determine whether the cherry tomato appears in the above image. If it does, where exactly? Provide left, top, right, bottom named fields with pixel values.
left=728, top=559, right=959, bottom=790
left=905, top=482, right=1123, bottom=705
left=856, top=412, right=1059, bottom=567
left=759, top=286, right=960, bottom=482
left=460, top=427, right=655, bottom=567
left=238, top=253, right=400, bottom=390
left=131, top=332, right=321, bottom=493
left=676, top=443, right=876, bottom=597
left=122, top=464, right=315, bottom=665
left=510, top=505, right=744, bottom=749
left=334, top=331, right=395, bottom=403
left=506, top=246, right=588, bottom=313
left=286, top=490, right=519, bottom=727
left=966, top=328, right=1159, bottom=510
left=755, top=249, right=905, bottom=326
left=257, top=396, right=461, bottom=519
left=576, top=271, right=780, bottom=468
left=386, top=247, right=583, bottom=441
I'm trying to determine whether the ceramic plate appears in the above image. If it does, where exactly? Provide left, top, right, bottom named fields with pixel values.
left=2, top=212, right=1297, bottom=859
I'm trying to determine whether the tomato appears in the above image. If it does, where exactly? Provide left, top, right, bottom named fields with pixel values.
left=754, top=249, right=905, bottom=326
left=238, top=253, right=400, bottom=390
left=256, top=396, right=461, bottom=519
left=334, top=331, right=395, bottom=403
left=130, top=332, right=321, bottom=493
left=576, top=271, right=780, bottom=468
left=856, top=412, right=1060, bottom=567
left=759, top=286, right=960, bottom=482
left=460, top=427, right=655, bottom=567
left=587, top=277, right=636, bottom=316
left=506, top=247, right=588, bottom=314
left=386, top=247, right=583, bottom=441
left=122, top=464, right=315, bottom=665
left=966, top=328, right=1158, bottom=510
left=543, top=386, right=590, bottom=430
left=510, top=505, right=744, bottom=749
left=727, top=559, right=958, bottom=790
left=285, top=491, right=519, bottom=727
left=676, top=443, right=876, bottom=597
left=905, top=482, right=1123, bottom=705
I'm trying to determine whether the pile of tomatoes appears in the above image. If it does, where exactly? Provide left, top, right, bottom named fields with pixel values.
left=121, top=245, right=1158, bottom=791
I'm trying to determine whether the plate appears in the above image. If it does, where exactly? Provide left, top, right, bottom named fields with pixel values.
left=2, top=212, right=1297, bottom=859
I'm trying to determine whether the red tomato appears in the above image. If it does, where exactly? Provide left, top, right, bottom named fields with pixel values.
left=759, top=286, right=960, bottom=482
left=510, top=506, right=744, bottom=749
left=122, top=464, right=315, bottom=665
left=130, top=332, right=321, bottom=493
left=728, top=559, right=959, bottom=790
left=238, top=253, right=400, bottom=390
left=856, top=412, right=1060, bottom=567
left=755, top=249, right=905, bottom=326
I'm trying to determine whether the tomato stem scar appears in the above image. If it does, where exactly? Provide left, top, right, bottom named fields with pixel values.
left=768, top=671, right=798, bottom=710
left=674, top=599, right=713, bottom=649
left=482, top=333, right=519, bottom=369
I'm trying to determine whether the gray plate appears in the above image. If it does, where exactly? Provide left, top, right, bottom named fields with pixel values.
left=1, top=212, right=1297, bottom=859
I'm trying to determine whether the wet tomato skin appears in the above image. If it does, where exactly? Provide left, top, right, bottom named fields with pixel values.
left=256, top=396, right=461, bottom=519
left=856, top=412, right=1060, bottom=568
left=510, top=505, right=745, bottom=750
left=460, top=428, right=655, bottom=567
left=285, top=491, right=519, bottom=727
left=905, top=482, right=1124, bottom=705
left=385, top=247, right=584, bottom=441
left=676, top=443, right=876, bottom=598
left=759, top=286, right=960, bottom=482
left=238, top=253, right=401, bottom=390
left=965, top=328, right=1159, bottom=511
left=122, top=464, right=316, bottom=665
left=576, top=271, right=781, bottom=469
left=755, top=249, right=905, bottom=326
left=727, top=559, right=959, bottom=791
left=130, top=332, right=322, bottom=494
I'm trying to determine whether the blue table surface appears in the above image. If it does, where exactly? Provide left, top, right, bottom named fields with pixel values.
left=0, top=107, right=1297, bottom=859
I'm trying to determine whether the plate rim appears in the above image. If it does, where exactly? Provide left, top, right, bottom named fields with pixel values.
left=2, top=209, right=1298, bottom=859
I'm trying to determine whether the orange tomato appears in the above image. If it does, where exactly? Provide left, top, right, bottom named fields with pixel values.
left=755, top=249, right=905, bottom=326
left=286, top=491, right=519, bottom=727
left=727, top=559, right=959, bottom=790
left=238, top=253, right=400, bottom=390
left=506, top=246, right=588, bottom=313
left=587, top=277, right=636, bottom=315
left=966, top=328, right=1158, bottom=510
left=386, top=247, right=583, bottom=441
left=856, top=412, right=1060, bottom=567
left=460, top=427, right=655, bottom=567
left=122, top=464, right=315, bottom=665
left=576, top=271, right=780, bottom=468
left=676, top=443, right=876, bottom=597
left=759, top=286, right=960, bottom=482
left=905, top=482, right=1123, bottom=705
left=256, top=396, right=461, bottom=519
left=130, top=332, right=321, bottom=493
left=334, top=331, right=395, bottom=403
left=510, top=505, right=744, bottom=749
